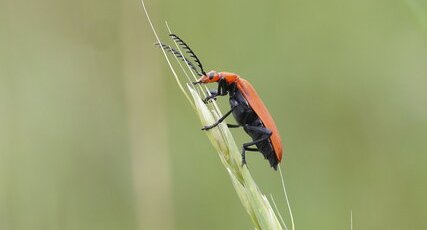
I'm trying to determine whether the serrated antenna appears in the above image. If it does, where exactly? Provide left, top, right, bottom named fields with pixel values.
left=169, top=34, right=206, bottom=76
left=155, top=42, right=202, bottom=76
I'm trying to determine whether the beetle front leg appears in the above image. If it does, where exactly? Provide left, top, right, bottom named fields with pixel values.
left=203, top=78, right=228, bottom=104
left=203, top=89, right=218, bottom=103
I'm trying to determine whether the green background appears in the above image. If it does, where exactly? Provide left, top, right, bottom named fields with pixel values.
left=1, top=0, right=427, bottom=229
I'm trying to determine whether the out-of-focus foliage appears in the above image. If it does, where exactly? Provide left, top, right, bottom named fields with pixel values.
left=1, top=0, right=426, bottom=229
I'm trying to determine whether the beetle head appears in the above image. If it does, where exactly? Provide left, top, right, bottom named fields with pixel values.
left=193, top=71, right=220, bottom=84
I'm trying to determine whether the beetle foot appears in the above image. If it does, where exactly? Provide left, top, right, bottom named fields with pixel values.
left=203, top=97, right=216, bottom=104
left=201, top=125, right=213, bottom=131
left=241, top=159, right=247, bottom=167
left=241, top=149, right=247, bottom=167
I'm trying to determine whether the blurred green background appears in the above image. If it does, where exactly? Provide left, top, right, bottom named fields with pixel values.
left=1, top=0, right=427, bottom=229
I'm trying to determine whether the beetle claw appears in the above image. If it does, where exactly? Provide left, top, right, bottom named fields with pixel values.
left=241, top=151, right=247, bottom=167
left=202, top=125, right=214, bottom=131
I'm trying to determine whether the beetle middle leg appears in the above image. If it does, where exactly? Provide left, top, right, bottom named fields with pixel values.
left=202, top=105, right=238, bottom=130
left=226, top=124, right=241, bottom=128
left=241, top=126, right=272, bottom=166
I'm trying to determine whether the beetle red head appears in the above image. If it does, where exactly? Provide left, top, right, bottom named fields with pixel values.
left=193, top=71, right=220, bottom=84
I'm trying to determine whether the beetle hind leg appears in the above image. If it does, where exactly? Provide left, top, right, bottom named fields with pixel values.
left=240, top=125, right=272, bottom=167
left=241, top=147, right=259, bottom=166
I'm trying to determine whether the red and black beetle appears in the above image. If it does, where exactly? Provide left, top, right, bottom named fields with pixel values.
left=158, top=34, right=283, bottom=170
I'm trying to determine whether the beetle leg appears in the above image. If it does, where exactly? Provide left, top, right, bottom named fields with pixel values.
left=203, top=89, right=218, bottom=103
left=202, top=105, right=238, bottom=130
left=245, top=147, right=259, bottom=151
left=241, top=126, right=272, bottom=166
left=203, top=78, right=228, bottom=103
left=226, top=124, right=241, bottom=128
left=226, top=107, right=254, bottom=128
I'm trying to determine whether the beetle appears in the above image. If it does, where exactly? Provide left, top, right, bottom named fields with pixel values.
left=158, top=34, right=283, bottom=170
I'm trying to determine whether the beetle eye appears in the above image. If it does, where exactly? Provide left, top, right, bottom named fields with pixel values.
left=209, top=72, right=215, bottom=79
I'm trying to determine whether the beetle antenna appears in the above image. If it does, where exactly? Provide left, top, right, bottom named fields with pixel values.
left=169, top=34, right=207, bottom=76
left=155, top=42, right=202, bottom=76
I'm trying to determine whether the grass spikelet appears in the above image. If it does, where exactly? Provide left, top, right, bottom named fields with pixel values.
left=187, top=84, right=283, bottom=230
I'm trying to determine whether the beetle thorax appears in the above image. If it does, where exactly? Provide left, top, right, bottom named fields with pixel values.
left=219, top=72, right=239, bottom=84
